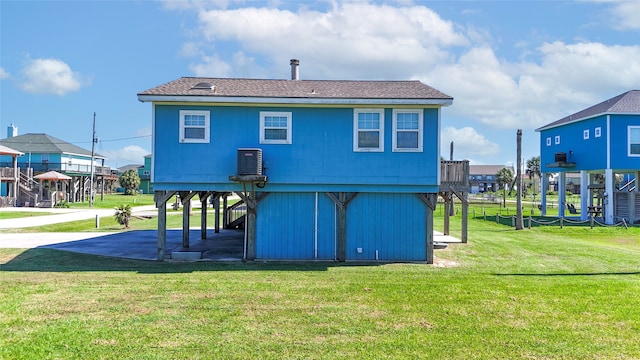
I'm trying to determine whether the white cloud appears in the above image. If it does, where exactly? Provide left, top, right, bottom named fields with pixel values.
left=101, top=145, right=150, bottom=168
left=430, top=41, right=640, bottom=130
left=0, top=67, right=9, bottom=79
left=19, top=58, right=88, bottom=95
left=174, top=2, right=640, bottom=136
left=190, top=2, right=467, bottom=79
left=609, top=1, right=640, bottom=30
left=135, top=127, right=152, bottom=137
left=440, top=126, right=500, bottom=162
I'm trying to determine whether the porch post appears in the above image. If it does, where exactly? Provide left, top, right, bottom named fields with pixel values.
left=580, top=170, right=589, bottom=221
left=558, top=172, right=566, bottom=218
left=158, top=201, right=167, bottom=261
left=12, top=155, right=19, bottom=204
left=604, top=169, right=614, bottom=224
left=541, top=173, right=548, bottom=216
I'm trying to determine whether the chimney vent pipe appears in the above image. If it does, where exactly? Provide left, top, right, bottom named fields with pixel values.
left=290, top=59, right=299, bottom=80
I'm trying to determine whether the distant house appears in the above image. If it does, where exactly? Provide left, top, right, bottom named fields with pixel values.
left=536, top=90, right=640, bottom=224
left=117, top=154, right=152, bottom=194
left=469, top=165, right=514, bottom=193
left=0, top=144, right=23, bottom=206
left=138, top=155, right=152, bottom=194
left=138, top=60, right=457, bottom=262
left=0, top=132, right=115, bottom=206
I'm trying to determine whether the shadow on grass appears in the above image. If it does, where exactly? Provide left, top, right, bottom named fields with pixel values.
left=494, top=272, right=640, bottom=276
left=0, top=248, right=371, bottom=273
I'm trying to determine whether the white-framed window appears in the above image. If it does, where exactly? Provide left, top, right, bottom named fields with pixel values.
left=546, top=137, right=551, bottom=146
left=392, top=109, right=423, bottom=152
left=354, top=109, right=384, bottom=152
left=179, top=110, right=210, bottom=143
left=260, top=111, right=292, bottom=144
left=629, top=126, right=640, bottom=156
left=555, top=135, right=560, bottom=145
left=583, top=129, right=589, bottom=140
left=595, top=127, right=601, bottom=138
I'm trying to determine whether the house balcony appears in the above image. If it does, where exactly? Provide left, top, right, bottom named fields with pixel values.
left=440, top=160, right=470, bottom=192
left=0, top=167, right=19, bottom=181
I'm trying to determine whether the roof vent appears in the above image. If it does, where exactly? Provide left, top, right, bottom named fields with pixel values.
left=191, top=82, right=215, bottom=91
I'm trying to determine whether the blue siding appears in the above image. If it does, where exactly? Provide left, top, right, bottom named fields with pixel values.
left=346, top=193, right=426, bottom=261
left=153, top=105, right=440, bottom=193
left=610, top=114, right=640, bottom=170
left=256, top=192, right=336, bottom=260
left=540, top=114, right=640, bottom=173
left=540, top=116, right=608, bottom=173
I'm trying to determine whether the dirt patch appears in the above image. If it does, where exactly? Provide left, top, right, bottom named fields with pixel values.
left=433, top=256, right=460, bottom=268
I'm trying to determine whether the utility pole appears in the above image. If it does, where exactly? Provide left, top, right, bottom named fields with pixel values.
left=516, top=129, right=524, bottom=230
left=89, top=112, right=96, bottom=208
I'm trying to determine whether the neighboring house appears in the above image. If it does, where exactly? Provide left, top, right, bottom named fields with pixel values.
left=139, top=154, right=152, bottom=194
left=138, top=60, right=454, bottom=262
left=536, top=90, right=640, bottom=224
left=0, top=132, right=114, bottom=205
left=117, top=155, right=153, bottom=194
left=0, top=144, right=23, bottom=207
left=469, top=165, right=514, bottom=193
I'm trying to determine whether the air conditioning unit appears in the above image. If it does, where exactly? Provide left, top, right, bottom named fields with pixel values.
left=237, top=148, right=263, bottom=175
left=555, top=152, right=567, bottom=163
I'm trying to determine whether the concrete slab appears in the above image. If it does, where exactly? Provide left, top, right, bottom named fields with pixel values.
left=0, top=229, right=246, bottom=261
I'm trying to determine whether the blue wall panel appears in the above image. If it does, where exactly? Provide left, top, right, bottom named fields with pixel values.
left=153, top=104, right=440, bottom=192
left=540, top=114, right=640, bottom=173
left=346, top=193, right=426, bottom=261
left=610, top=114, right=640, bottom=170
left=540, top=116, right=608, bottom=173
left=256, top=192, right=336, bottom=260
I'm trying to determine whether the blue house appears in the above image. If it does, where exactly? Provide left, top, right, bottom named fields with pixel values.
left=138, top=60, right=455, bottom=262
left=536, top=90, right=640, bottom=224
left=0, top=131, right=114, bottom=206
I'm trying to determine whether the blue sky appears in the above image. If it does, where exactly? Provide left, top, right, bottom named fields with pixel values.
left=1, top=0, right=639, bottom=168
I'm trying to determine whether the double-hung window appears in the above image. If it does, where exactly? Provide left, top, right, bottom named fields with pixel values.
left=354, top=109, right=384, bottom=152
left=392, top=109, right=422, bottom=152
left=260, top=112, right=292, bottom=144
left=179, top=110, right=210, bottom=143
left=629, top=126, right=640, bottom=156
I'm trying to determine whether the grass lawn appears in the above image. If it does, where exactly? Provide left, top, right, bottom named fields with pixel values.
left=1, top=216, right=639, bottom=359
left=2, top=210, right=220, bottom=233
left=0, top=211, right=56, bottom=220
left=65, top=193, right=157, bottom=209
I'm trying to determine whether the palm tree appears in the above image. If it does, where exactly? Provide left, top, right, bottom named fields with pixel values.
left=526, top=156, right=541, bottom=195
left=114, top=204, right=132, bottom=229
left=496, top=167, right=514, bottom=207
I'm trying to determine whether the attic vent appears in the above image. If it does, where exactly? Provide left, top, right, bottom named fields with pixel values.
left=191, top=82, right=215, bottom=91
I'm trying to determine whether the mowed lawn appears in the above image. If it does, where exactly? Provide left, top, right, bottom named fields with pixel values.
left=1, top=218, right=639, bottom=359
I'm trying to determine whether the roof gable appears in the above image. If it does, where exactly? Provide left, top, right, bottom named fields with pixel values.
left=0, top=133, right=104, bottom=159
left=536, top=90, right=640, bottom=131
left=138, top=77, right=453, bottom=105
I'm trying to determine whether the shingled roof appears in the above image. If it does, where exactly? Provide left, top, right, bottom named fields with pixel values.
left=138, top=77, right=453, bottom=105
left=536, top=90, right=640, bottom=131
left=0, top=133, right=105, bottom=159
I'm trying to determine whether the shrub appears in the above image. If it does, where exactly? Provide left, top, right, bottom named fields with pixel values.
left=114, top=204, right=132, bottom=228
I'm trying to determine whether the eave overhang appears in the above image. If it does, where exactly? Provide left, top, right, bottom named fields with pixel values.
left=137, top=94, right=453, bottom=107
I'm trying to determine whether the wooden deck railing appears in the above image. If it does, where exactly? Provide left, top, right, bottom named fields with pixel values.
left=440, top=160, right=470, bottom=188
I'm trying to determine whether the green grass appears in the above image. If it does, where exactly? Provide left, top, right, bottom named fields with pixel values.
left=0, top=211, right=56, bottom=220
left=1, top=218, right=640, bottom=359
left=2, top=210, right=217, bottom=233
left=66, top=193, right=156, bottom=209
